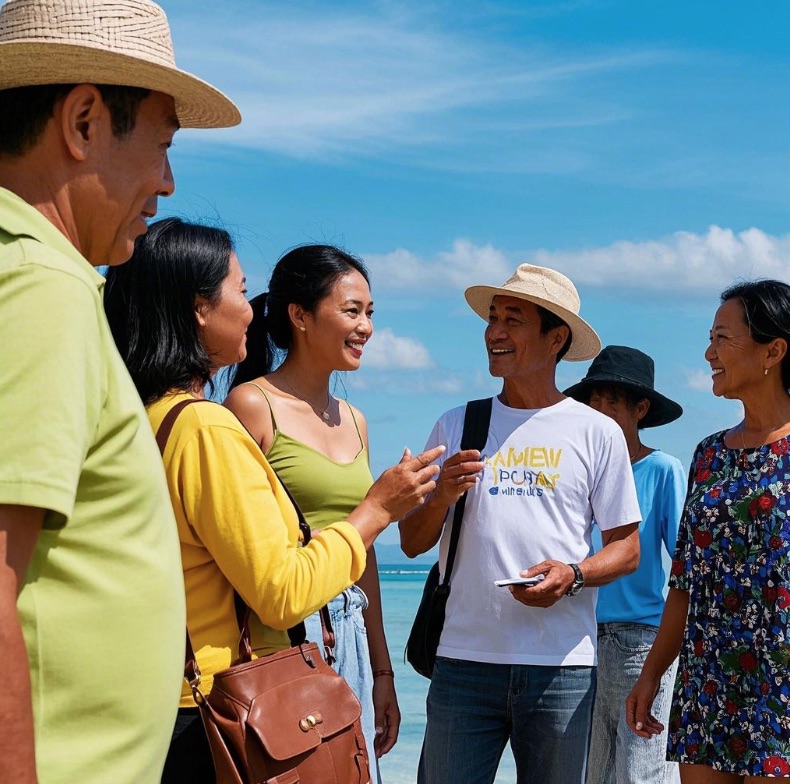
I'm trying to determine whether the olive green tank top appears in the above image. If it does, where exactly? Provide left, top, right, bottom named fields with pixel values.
left=246, top=384, right=374, bottom=530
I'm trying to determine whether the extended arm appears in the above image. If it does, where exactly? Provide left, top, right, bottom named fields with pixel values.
left=399, top=449, right=484, bottom=557
left=511, top=522, right=640, bottom=608
left=354, top=419, right=400, bottom=757
left=626, top=587, right=689, bottom=737
left=356, top=548, right=400, bottom=757
left=0, top=504, right=43, bottom=784
left=580, top=522, right=640, bottom=586
left=180, top=418, right=441, bottom=629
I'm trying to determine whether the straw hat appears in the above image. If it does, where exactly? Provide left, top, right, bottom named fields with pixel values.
left=464, top=263, right=601, bottom=361
left=0, top=0, right=240, bottom=129
left=564, top=345, right=683, bottom=428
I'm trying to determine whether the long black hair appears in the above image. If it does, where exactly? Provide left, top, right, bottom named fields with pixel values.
left=230, top=244, right=369, bottom=389
left=721, top=279, right=790, bottom=391
left=104, top=217, right=234, bottom=404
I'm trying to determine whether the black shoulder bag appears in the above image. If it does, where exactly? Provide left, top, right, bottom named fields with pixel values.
left=405, top=397, right=492, bottom=679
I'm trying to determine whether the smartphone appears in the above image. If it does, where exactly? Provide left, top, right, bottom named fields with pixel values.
left=494, top=575, right=546, bottom=587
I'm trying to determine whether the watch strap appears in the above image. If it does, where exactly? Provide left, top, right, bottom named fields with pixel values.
left=566, top=563, right=584, bottom=595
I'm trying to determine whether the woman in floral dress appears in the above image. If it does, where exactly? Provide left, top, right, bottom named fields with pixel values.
left=627, top=279, right=790, bottom=782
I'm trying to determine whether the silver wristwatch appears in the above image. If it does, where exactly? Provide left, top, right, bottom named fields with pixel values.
left=565, top=563, right=585, bottom=596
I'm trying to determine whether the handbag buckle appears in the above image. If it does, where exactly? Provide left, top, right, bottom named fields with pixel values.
left=299, top=712, right=324, bottom=732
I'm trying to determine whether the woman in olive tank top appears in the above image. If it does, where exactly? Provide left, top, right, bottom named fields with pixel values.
left=225, top=244, right=398, bottom=782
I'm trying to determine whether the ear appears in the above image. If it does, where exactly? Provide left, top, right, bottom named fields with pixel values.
left=635, top=398, right=651, bottom=424
left=194, top=296, right=209, bottom=328
left=58, top=84, right=109, bottom=163
left=765, top=337, right=787, bottom=371
left=549, top=324, right=570, bottom=356
left=287, top=302, right=307, bottom=334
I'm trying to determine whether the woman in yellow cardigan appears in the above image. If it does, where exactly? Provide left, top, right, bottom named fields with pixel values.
left=103, top=218, right=442, bottom=783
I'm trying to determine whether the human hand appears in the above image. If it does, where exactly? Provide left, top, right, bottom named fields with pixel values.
left=625, top=674, right=664, bottom=739
left=372, top=675, right=400, bottom=757
left=365, top=445, right=445, bottom=522
left=508, top=560, right=575, bottom=608
left=432, top=449, right=485, bottom=508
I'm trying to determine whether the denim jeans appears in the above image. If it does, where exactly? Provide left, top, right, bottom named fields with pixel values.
left=418, top=657, right=596, bottom=784
left=304, top=585, right=381, bottom=783
left=586, top=623, right=679, bottom=784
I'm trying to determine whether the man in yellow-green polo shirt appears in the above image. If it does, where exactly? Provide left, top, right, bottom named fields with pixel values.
left=0, top=1, right=240, bottom=782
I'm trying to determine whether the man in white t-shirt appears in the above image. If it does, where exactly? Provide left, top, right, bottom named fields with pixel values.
left=400, top=263, right=642, bottom=784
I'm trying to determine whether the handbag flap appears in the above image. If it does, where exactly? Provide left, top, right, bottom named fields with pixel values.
left=246, top=672, right=362, bottom=761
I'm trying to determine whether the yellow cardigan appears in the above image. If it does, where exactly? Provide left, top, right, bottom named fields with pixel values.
left=148, top=393, right=367, bottom=706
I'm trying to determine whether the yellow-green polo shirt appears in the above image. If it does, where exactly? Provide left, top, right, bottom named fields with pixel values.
left=0, top=187, right=185, bottom=783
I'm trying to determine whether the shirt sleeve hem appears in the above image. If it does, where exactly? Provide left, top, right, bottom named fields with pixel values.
left=0, top=480, right=74, bottom=524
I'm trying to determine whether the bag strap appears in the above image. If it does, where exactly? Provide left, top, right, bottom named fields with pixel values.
left=269, top=476, right=337, bottom=662
left=153, top=397, right=207, bottom=692
left=439, top=397, right=493, bottom=589
left=236, top=476, right=336, bottom=664
left=154, top=396, right=334, bottom=682
left=155, top=397, right=202, bottom=453
left=218, top=399, right=337, bottom=660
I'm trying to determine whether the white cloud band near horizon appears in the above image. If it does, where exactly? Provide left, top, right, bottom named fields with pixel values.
left=366, top=226, right=790, bottom=295
left=361, top=327, right=433, bottom=370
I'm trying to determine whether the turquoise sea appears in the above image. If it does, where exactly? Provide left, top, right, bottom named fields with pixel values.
left=377, top=563, right=517, bottom=784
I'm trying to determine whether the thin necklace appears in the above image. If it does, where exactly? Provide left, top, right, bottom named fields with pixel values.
left=629, top=441, right=643, bottom=463
left=737, top=419, right=788, bottom=450
left=277, top=371, right=332, bottom=421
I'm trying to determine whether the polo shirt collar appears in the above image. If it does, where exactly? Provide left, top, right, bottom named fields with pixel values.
left=0, top=186, right=106, bottom=289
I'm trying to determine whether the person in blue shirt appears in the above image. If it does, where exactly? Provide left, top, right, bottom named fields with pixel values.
left=565, top=345, right=685, bottom=784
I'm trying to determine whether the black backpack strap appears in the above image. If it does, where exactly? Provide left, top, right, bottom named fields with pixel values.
left=439, top=397, right=493, bottom=588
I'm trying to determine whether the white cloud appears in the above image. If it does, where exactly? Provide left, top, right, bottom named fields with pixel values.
left=349, top=370, right=465, bottom=394
left=532, top=225, right=790, bottom=291
left=685, top=369, right=713, bottom=392
left=366, top=226, right=790, bottom=296
left=368, top=239, right=511, bottom=291
left=362, top=327, right=434, bottom=370
left=168, top=2, right=673, bottom=165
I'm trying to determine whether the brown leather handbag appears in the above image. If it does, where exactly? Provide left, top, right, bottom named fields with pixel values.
left=157, top=398, right=371, bottom=784
left=186, top=612, right=369, bottom=784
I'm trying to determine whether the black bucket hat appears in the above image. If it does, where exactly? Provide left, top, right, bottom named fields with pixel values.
left=563, top=345, right=683, bottom=428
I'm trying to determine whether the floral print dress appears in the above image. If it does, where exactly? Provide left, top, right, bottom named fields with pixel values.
left=668, top=431, right=790, bottom=777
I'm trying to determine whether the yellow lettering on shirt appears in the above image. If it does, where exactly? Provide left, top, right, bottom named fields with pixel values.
left=486, top=447, right=563, bottom=469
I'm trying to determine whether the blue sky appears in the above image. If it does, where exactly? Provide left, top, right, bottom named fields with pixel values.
left=156, top=0, right=790, bottom=547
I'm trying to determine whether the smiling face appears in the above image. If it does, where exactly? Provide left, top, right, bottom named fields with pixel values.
left=197, top=252, right=253, bottom=370
left=705, top=298, right=765, bottom=400
left=484, top=296, right=566, bottom=381
left=82, top=90, right=178, bottom=266
left=302, top=270, right=373, bottom=372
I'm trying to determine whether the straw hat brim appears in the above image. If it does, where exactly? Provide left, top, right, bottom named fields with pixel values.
left=464, top=285, right=601, bottom=362
left=563, top=376, right=683, bottom=428
left=0, top=42, right=240, bottom=129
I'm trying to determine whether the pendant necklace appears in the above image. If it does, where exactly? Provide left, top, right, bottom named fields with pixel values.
left=277, top=372, right=332, bottom=421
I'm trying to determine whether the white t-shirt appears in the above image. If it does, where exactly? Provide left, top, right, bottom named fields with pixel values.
left=427, top=396, right=640, bottom=666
